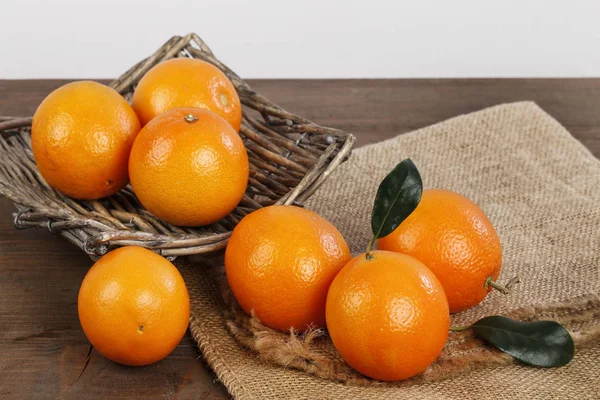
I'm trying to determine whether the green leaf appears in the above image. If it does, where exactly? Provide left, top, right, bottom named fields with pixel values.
left=371, top=159, right=422, bottom=239
left=472, top=316, right=574, bottom=367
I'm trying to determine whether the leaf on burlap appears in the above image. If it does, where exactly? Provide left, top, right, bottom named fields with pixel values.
left=471, top=316, right=575, bottom=367
left=371, top=158, right=422, bottom=239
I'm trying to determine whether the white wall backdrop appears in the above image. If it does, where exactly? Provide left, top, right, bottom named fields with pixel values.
left=1, top=0, right=599, bottom=79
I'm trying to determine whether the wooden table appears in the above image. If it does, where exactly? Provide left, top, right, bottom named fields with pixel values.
left=1, top=79, right=599, bottom=399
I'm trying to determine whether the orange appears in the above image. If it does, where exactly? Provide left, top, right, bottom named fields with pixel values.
left=225, top=205, right=351, bottom=332
left=378, top=189, right=502, bottom=313
left=77, top=246, right=190, bottom=366
left=129, top=107, right=249, bottom=226
left=31, top=81, right=141, bottom=200
left=131, top=58, right=242, bottom=130
left=326, top=250, right=449, bottom=381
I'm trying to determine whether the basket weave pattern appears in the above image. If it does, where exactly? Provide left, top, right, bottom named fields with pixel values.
left=0, top=33, right=355, bottom=259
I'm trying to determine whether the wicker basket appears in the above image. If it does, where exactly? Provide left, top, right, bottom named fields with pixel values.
left=0, top=33, right=355, bottom=260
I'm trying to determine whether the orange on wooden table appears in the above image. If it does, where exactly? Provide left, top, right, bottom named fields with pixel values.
left=128, top=107, right=249, bottom=227
left=131, top=58, right=242, bottom=130
left=378, top=189, right=502, bottom=313
left=225, top=205, right=351, bottom=332
left=326, top=250, right=450, bottom=381
left=31, top=81, right=141, bottom=200
left=78, top=246, right=190, bottom=366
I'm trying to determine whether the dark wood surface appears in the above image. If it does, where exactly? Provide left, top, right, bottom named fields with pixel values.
left=1, top=79, right=599, bottom=399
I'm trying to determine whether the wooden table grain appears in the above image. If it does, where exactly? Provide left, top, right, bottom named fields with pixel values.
left=1, top=79, right=599, bottom=399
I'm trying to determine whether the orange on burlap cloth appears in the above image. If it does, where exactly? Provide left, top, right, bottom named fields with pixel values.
left=179, top=102, right=600, bottom=399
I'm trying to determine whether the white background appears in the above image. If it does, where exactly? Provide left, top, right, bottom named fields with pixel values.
left=1, top=0, right=599, bottom=79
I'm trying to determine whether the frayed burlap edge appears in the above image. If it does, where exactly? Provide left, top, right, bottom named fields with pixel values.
left=197, top=264, right=600, bottom=386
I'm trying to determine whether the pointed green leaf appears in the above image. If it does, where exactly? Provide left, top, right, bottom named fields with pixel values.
left=371, top=159, right=422, bottom=239
left=472, top=316, right=574, bottom=367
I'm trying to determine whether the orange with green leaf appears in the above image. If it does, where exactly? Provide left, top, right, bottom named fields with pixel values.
left=325, top=159, right=574, bottom=381
left=326, top=250, right=450, bottom=381
left=378, top=189, right=503, bottom=313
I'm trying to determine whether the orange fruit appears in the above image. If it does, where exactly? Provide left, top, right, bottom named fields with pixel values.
left=225, top=205, right=351, bottom=332
left=378, top=189, right=502, bottom=313
left=31, top=81, right=141, bottom=200
left=129, top=107, right=249, bottom=226
left=326, top=250, right=450, bottom=381
left=131, top=58, right=242, bottom=130
left=77, top=246, right=190, bottom=366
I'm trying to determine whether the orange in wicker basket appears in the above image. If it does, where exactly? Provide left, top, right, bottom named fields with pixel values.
left=0, top=33, right=355, bottom=259
left=131, top=57, right=242, bottom=130
left=129, top=107, right=249, bottom=227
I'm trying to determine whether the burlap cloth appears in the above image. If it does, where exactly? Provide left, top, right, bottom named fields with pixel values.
left=179, top=102, right=600, bottom=399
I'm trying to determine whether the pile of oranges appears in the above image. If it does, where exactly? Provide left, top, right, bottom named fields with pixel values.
left=32, top=57, right=249, bottom=366
left=32, top=57, right=503, bottom=381
left=225, top=190, right=503, bottom=381
left=32, top=58, right=248, bottom=226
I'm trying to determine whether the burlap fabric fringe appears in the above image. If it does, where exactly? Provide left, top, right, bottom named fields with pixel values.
left=181, top=102, right=600, bottom=399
